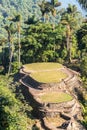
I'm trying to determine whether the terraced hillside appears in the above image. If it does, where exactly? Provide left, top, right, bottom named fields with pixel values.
left=20, top=62, right=85, bottom=130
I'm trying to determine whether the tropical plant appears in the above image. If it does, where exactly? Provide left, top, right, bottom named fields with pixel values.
left=4, top=23, right=16, bottom=74
left=38, top=0, right=61, bottom=22
left=77, top=23, right=87, bottom=60
left=61, top=4, right=82, bottom=63
left=0, top=75, right=33, bottom=130
left=77, top=0, right=87, bottom=10
left=0, top=38, right=7, bottom=72
left=21, top=23, right=65, bottom=63
left=80, top=56, right=87, bottom=76
left=10, top=14, right=22, bottom=69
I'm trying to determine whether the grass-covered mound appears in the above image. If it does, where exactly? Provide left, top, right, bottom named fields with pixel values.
left=40, top=92, right=72, bottom=103
left=24, top=62, right=67, bottom=83
left=24, top=62, right=63, bottom=71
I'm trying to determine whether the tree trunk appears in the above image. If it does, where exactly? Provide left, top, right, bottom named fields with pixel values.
left=66, top=25, right=72, bottom=63
left=8, top=47, right=13, bottom=74
left=69, top=37, right=72, bottom=63
left=8, top=32, right=12, bottom=74
left=66, top=37, right=72, bottom=63
left=18, top=22, right=21, bottom=69
left=43, top=14, right=46, bottom=23
left=66, top=36, right=69, bottom=50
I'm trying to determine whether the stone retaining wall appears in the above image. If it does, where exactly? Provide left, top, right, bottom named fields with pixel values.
left=38, top=99, right=76, bottom=118
left=22, top=75, right=67, bottom=92
left=20, top=66, right=85, bottom=130
left=20, top=69, right=82, bottom=118
left=44, top=99, right=75, bottom=110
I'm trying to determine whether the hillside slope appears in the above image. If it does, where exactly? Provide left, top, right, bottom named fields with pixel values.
left=0, top=0, right=41, bottom=37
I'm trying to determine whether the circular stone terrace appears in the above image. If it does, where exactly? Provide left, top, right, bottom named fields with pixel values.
left=21, top=62, right=74, bottom=104
left=23, top=62, right=68, bottom=83
left=20, top=62, right=83, bottom=129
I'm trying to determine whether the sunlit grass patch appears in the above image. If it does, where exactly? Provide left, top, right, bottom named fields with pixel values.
left=40, top=92, right=72, bottom=103
left=30, top=70, right=67, bottom=83
left=24, top=62, right=63, bottom=72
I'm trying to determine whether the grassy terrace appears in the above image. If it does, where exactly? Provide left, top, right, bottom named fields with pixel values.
left=40, top=92, right=72, bottom=103
left=30, top=71, right=67, bottom=83
left=24, top=62, right=67, bottom=83
left=24, top=62, right=63, bottom=71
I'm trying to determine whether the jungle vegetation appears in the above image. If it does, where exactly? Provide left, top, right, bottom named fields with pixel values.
left=0, top=0, right=87, bottom=129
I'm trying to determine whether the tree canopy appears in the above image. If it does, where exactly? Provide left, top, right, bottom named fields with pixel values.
left=77, top=0, right=87, bottom=10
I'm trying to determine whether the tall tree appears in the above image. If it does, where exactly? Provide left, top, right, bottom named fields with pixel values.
left=21, top=23, right=65, bottom=63
left=61, top=4, right=82, bottom=63
left=10, top=15, right=21, bottom=69
left=5, top=23, right=15, bottom=74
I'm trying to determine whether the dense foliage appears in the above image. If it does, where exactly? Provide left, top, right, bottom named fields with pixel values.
left=21, top=23, right=66, bottom=63
left=0, top=75, right=34, bottom=130
left=0, top=0, right=42, bottom=37
left=0, top=0, right=87, bottom=129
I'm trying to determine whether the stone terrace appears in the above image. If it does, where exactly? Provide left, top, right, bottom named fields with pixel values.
left=20, top=64, right=85, bottom=130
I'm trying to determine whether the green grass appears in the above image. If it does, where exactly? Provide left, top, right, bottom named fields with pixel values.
left=40, top=92, right=72, bottom=103
left=24, top=62, right=63, bottom=72
left=24, top=62, right=67, bottom=83
left=30, top=70, right=67, bottom=83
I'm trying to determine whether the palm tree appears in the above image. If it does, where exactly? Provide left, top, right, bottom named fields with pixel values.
left=38, top=0, right=61, bottom=22
left=11, top=15, right=21, bottom=69
left=61, top=4, right=82, bottom=63
left=77, top=0, right=87, bottom=10
left=51, top=0, right=61, bottom=7
left=38, top=0, right=49, bottom=22
left=5, top=23, right=15, bottom=74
